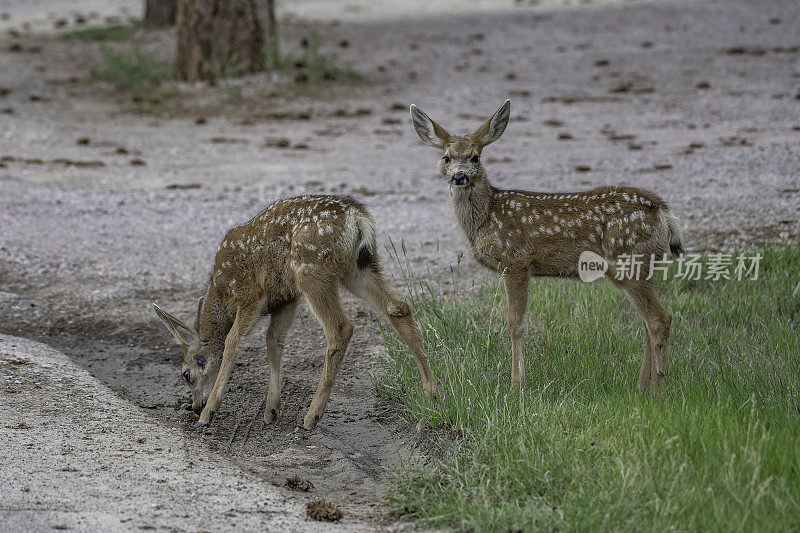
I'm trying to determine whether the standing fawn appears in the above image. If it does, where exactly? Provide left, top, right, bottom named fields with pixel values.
left=410, top=100, right=682, bottom=393
left=153, top=195, right=434, bottom=429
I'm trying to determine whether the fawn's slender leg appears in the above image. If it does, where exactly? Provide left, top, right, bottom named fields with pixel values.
left=638, top=320, right=653, bottom=392
left=198, top=306, right=258, bottom=426
left=503, top=269, right=529, bottom=389
left=297, top=276, right=353, bottom=430
left=345, top=270, right=435, bottom=396
left=611, top=277, right=672, bottom=393
left=264, top=299, right=298, bottom=424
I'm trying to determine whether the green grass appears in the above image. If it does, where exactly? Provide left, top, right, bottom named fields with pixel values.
left=376, top=242, right=800, bottom=531
left=92, top=46, right=173, bottom=110
left=207, top=53, right=251, bottom=80
left=62, top=23, right=136, bottom=42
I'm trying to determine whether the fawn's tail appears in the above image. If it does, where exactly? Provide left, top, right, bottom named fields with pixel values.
left=344, top=207, right=378, bottom=270
left=660, top=209, right=684, bottom=258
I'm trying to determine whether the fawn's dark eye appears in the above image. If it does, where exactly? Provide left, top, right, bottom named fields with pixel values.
left=182, top=370, right=191, bottom=384
left=471, top=155, right=480, bottom=164
left=442, top=155, right=451, bottom=164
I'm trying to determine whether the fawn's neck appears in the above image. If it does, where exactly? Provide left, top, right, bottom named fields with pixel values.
left=449, top=178, right=491, bottom=244
left=197, top=291, right=233, bottom=361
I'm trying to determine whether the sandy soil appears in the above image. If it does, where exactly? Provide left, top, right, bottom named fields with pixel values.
left=0, top=334, right=360, bottom=531
left=1, top=0, right=799, bottom=529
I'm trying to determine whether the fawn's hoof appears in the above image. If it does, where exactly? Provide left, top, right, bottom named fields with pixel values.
left=264, top=408, right=279, bottom=424
left=302, top=413, right=321, bottom=430
left=195, top=410, right=215, bottom=427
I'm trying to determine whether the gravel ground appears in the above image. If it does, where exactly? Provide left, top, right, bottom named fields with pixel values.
left=1, top=0, right=799, bottom=529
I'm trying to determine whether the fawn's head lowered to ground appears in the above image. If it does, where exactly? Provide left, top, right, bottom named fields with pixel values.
left=410, top=99, right=510, bottom=188
left=153, top=300, right=220, bottom=414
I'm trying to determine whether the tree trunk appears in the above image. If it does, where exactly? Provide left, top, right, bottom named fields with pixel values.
left=144, top=0, right=176, bottom=27
left=176, top=0, right=269, bottom=82
left=264, top=0, right=276, bottom=37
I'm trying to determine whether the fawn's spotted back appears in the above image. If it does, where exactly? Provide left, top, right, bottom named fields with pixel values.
left=208, top=195, right=375, bottom=311
left=479, top=186, right=675, bottom=276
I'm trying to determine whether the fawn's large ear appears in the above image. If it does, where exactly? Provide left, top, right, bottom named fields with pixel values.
left=472, top=99, right=510, bottom=147
left=153, top=303, right=200, bottom=347
left=410, top=104, right=452, bottom=149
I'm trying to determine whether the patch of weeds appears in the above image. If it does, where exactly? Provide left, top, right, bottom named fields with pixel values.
left=92, top=45, right=174, bottom=110
left=62, top=23, right=137, bottom=42
left=226, top=85, right=243, bottom=101
left=306, top=499, right=343, bottom=523
left=259, top=30, right=361, bottom=86
left=207, top=54, right=250, bottom=81
left=260, top=32, right=291, bottom=72
left=284, top=474, right=314, bottom=492
left=300, top=32, right=361, bottom=83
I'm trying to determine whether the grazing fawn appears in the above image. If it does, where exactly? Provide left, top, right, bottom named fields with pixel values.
left=410, top=100, right=682, bottom=392
left=153, top=195, right=434, bottom=429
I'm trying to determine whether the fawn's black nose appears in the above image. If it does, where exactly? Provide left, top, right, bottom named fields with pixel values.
left=451, top=172, right=467, bottom=185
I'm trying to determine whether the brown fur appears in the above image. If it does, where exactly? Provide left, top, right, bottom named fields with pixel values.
left=411, top=100, right=681, bottom=392
left=154, top=194, right=434, bottom=429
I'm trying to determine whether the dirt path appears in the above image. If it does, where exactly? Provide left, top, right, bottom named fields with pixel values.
left=2, top=0, right=799, bottom=528
left=0, top=334, right=364, bottom=531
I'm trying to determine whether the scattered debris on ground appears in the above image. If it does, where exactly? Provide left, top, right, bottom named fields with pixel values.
left=285, top=474, right=314, bottom=492
left=306, top=499, right=343, bottom=522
